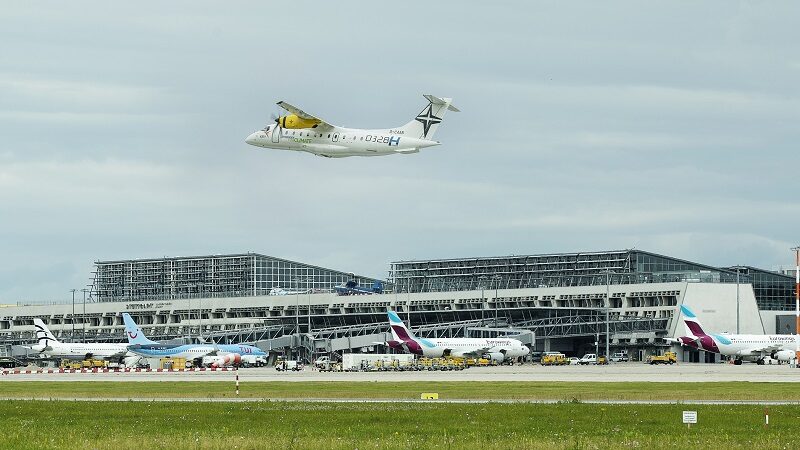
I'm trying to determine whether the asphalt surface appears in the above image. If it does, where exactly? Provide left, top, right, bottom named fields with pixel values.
left=3, top=362, right=800, bottom=382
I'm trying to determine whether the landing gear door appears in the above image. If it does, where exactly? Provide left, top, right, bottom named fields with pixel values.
left=271, top=126, right=281, bottom=143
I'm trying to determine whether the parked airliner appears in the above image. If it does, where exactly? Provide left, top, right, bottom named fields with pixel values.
left=29, top=318, right=137, bottom=365
left=122, top=313, right=266, bottom=365
left=669, top=305, right=798, bottom=365
left=384, top=310, right=529, bottom=362
left=245, top=94, right=458, bottom=158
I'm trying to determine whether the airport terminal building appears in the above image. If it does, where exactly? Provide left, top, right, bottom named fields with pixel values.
left=1, top=249, right=796, bottom=363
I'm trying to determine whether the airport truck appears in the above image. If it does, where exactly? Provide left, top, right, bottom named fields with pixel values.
left=541, top=353, right=568, bottom=366
left=646, top=351, right=677, bottom=365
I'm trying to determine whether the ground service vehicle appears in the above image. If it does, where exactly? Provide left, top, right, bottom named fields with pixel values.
left=275, top=357, right=303, bottom=371
left=568, top=357, right=580, bottom=365
left=579, top=354, right=598, bottom=365
left=646, top=351, right=677, bottom=365
left=610, top=352, right=629, bottom=362
left=597, top=355, right=608, bottom=365
left=541, top=353, right=568, bottom=366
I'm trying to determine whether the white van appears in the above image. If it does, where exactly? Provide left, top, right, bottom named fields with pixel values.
left=610, top=352, right=629, bottom=363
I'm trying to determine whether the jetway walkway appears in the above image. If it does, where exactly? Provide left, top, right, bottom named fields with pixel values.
left=253, top=312, right=667, bottom=356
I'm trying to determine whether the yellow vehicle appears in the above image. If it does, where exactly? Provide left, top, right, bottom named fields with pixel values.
left=159, top=357, right=186, bottom=370
left=541, top=353, right=568, bottom=366
left=597, top=355, right=608, bottom=365
left=646, top=351, right=677, bottom=365
left=59, top=359, right=82, bottom=370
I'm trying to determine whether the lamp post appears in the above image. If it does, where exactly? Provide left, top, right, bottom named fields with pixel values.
left=70, top=289, right=77, bottom=342
left=793, top=247, right=800, bottom=364
left=81, top=288, right=88, bottom=342
left=735, top=266, right=740, bottom=334
left=492, top=275, right=502, bottom=327
left=478, top=276, right=488, bottom=327
left=605, top=270, right=611, bottom=359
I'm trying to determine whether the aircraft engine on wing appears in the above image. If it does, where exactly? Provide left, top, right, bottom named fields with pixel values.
left=771, top=350, right=795, bottom=362
left=484, top=352, right=505, bottom=363
left=204, top=353, right=242, bottom=368
left=277, top=114, right=320, bottom=129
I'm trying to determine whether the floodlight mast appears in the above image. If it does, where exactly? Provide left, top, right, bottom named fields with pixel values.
left=794, top=247, right=800, bottom=363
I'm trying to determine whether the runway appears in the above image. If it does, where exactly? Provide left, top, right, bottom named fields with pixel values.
left=4, top=362, right=800, bottom=382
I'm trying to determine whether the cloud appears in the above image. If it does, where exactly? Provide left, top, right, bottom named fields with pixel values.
left=0, top=2, right=799, bottom=301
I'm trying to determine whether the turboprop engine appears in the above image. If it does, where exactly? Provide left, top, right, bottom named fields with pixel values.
left=771, top=350, right=795, bottom=362
left=276, top=114, right=320, bottom=129
left=204, top=353, right=242, bottom=368
left=484, top=352, right=505, bottom=363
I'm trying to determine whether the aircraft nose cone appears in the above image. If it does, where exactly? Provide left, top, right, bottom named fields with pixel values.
left=245, top=132, right=259, bottom=146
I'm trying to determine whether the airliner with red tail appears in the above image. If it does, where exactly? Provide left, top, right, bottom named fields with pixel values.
left=669, top=305, right=798, bottom=365
left=385, top=310, right=529, bottom=363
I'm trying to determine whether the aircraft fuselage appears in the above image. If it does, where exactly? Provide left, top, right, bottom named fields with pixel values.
left=245, top=125, right=440, bottom=158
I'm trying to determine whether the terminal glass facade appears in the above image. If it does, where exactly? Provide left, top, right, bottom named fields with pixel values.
left=92, top=253, right=381, bottom=302
left=723, top=266, right=795, bottom=311
left=391, top=250, right=793, bottom=311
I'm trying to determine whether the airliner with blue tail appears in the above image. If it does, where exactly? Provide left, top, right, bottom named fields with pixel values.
left=669, top=305, right=798, bottom=365
left=385, top=310, right=529, bottom=362
left=122, top=313, right=266, bottom=364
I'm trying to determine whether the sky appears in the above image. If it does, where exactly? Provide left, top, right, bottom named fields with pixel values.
left=1, top=2, right=799, bottom=302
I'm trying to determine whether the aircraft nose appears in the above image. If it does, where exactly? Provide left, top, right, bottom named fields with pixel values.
left=245, top=132, right=259, bottom=145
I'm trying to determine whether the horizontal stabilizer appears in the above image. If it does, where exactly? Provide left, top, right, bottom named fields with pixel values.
left=423, top=94, right=460, bottom=112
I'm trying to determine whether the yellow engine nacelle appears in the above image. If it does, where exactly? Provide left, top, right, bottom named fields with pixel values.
left=278, top=114, right=320, bottom=129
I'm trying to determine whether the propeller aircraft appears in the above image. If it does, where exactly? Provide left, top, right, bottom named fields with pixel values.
left=245, top=94, right=458, bottom=158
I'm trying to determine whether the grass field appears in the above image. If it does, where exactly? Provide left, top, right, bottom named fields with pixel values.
left=2, top=380, right=800, bottom=401
left=2, top=400, right=798, bottom=449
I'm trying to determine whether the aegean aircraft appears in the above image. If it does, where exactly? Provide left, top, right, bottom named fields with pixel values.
left=29, top=318, right=138, bottom=365
left=245, top=94, right=458, bottom=158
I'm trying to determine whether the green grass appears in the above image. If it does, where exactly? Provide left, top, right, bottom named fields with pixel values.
left=3, top=381, right=800, bottom=401
left=2, top=400, right=798, bottom=449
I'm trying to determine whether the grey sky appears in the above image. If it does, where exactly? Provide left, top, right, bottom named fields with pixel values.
left=1, top=2, right=799, bottom=302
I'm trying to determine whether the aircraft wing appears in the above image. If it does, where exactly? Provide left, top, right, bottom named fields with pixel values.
left=451, top=347, right=492, bottom=358
left=276, top=101, right=335, bottom=130
left=101, top=350, right=129, bottom=362
left=747, top=345, right=784, bottom=355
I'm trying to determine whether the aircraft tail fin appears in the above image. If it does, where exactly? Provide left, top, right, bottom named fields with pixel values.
left=397, top=95, right=459, bottom=139
left=680, top=305, right=708, bottom=337
left=33, top=318, right=60, bottom=346
left=122, top=313, right=158, bottom=345
left=388, top=310, right=417, bottom=342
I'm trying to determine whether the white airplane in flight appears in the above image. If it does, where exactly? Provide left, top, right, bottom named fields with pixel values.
left=29, top=318, right=137, bottom=365
left=384, top=310, right=529, bottom=362
left=245, top=94, right=458, bottom=158
left=669, top=305, right=798, bottom=365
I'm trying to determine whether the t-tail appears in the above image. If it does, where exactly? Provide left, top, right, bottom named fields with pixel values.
left=33, top=318, right=59, bottom=350
left=397, top=95, right=459, bottom=140
left=122, top=313, right=158, bottom=345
